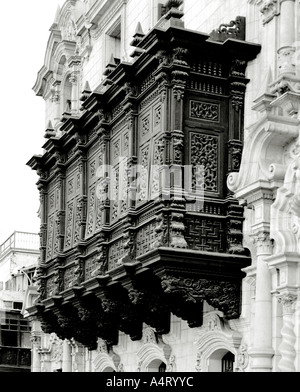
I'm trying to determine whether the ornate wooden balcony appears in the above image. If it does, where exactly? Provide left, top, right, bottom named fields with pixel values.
left=27, top=13, right=260, bottom=349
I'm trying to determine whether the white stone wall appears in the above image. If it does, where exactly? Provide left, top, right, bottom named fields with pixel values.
left=35, top=312, right=245, bottom=372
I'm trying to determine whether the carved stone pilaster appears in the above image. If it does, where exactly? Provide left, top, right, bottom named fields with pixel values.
left=277, top=292, right=297, bottom=372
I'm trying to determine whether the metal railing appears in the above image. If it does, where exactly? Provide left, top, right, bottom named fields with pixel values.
left=0, top=232, right=39, bottom=257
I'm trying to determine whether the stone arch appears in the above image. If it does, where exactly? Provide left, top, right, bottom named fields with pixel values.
left=194, top=311, right=242, bottom=372
left=93, top=353, right=117, bottom=373
left=136, top=327, right=174, bottom=372
left=60, top=69, right=73, bottom=114
left=137, top=344, right=167, bottom=372
left=196, top=335, right=236, bottom=372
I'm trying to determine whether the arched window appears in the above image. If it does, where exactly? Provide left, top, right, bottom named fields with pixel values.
left=103, top=366, right=116, bottom=372
left=207, top=349, right=235, bottom=372
left=61, top=76, right=72, bottom=115
left=147, top=359, right=167, bottom=372
left=159, top=362, right=166, bottom=373
left=222, top=352, right=235, bottom=373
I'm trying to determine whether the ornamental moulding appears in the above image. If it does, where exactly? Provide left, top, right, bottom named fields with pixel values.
left=194, top=311, right=244, bottom=372
left=259, top=0, right=280, bottom=24
left=137, top=326, right=175, bottom=372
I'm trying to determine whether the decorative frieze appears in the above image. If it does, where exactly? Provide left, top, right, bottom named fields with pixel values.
left=161, top=275, right=241, bottom=322
left=190, top=100, right=220, bottom=122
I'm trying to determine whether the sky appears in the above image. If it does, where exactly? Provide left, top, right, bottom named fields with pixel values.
left=0, top=0, right=66, bottom=245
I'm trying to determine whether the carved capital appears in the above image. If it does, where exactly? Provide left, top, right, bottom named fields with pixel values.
left=278, top=47, right=296, bottom=76
left=251, top=232, right=273, bottom=255
left=277, top=292, right=297, bottom=314
left=30, top=332, right=42, bottom=348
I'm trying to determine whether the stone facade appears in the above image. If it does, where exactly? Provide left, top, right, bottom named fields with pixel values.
left=25, top=0, right=300, bottom=372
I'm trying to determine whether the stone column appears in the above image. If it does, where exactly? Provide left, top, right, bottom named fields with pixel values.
left=294, top=297, right=300, bottom=371
left=31, top=331, right=42, bottom=373
left=249, top=232, right=274, bottom=371
left=278, top=0, right=296, bottom=75
left=277, top=292, right=297, bottom=372
left=62, top=340, right=72, bottom=372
